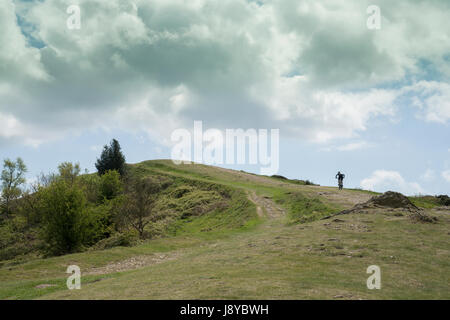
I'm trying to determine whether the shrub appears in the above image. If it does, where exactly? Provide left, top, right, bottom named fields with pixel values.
left=91, top=231, right=138, bottom=250
left=437, top=195, right=450, bottom=206
left=0, top=216, right=41, bottom=261
left=40, top=181, right=87, bottom=255
left=82, top=203, right=114, bottom=246
left=99, top=170, right=123, bottom=201
left=78, top=174, right=101, bottom=204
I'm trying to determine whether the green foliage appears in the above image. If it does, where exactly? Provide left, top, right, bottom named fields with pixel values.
left=119, top=177, right=161, bottom=239
left=77, top=173, right=101, bottom=203
left=99, top=170, right=123, bottom=201
left=57, top=162, right=81, bottom=186
left=17, top=187, right=45, bottom=226
left=0, top=216, right=41, bottom=261
left=410, top=195, right=450, bottom=208
left=82, top=203, right=115, bottom=245
left=91, top=231, right=138, bottom=250
left=40, top=180, right=87, bottom=255
left=95, top=139, right=126, bottom=176
left=437, top=195, right=450, bottom=206
left=39, top=178, right=117, bottom=256
left=271, top=174, right=288, bottom=180
left=1, top=158, right=27, bottom=217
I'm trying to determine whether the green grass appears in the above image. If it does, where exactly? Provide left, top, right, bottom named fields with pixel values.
left=272, top=190, right=341, bottom=223
left=409, top=196, right=440, bottom=208
left=166, top=188, right=260, bottom=237
left=5, top=209, right=446, bottom=300
left=1, top=160, right=448, bottom=300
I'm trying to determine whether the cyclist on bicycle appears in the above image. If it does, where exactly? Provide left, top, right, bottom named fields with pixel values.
left=335, top=171, right=345, bottom=190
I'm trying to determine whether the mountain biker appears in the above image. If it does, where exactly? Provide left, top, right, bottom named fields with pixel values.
left=335, top=171, right=345, bottom=190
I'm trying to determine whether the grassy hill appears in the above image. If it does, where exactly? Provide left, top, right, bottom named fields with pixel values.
left=0, top=160, right=449, bottom=299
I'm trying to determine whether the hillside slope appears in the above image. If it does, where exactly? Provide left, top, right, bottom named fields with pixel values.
left=0, top=160, right=449, bottom=299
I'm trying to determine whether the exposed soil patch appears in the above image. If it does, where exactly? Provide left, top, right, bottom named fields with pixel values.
left=316, top=189, right=373, bottom=208
left=85, top=252, right=181, bottom=276
left=247, top=191, right=285, bottom=218
left=432, top=206, right=450, bottom=214
left=323, top=191, right=437, bottom=223
left=35, top=284, right=56, bottom=289
left=371, top=191, right=418, bottom=209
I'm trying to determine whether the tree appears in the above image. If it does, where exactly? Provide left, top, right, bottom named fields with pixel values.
left=95, top=139, right=126, bottom=176
left=120, top=178, right=161, bottom=239
left=99, top=170, right=123, bottom=201
left=40, top=180, right=86, bottom=255
left=58, top=162, right=81, bottom=186
left=1, top=158, right=27, bottom=217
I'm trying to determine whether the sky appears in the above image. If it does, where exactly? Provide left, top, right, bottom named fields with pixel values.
left=0, top=0, right=449, bottom=195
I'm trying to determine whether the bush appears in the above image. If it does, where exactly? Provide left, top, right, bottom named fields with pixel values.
left=40, top=181, right=87, bottom=255
left=99, top=170, right=123, bottom=201
left=91, top=231, right=138, bottom=250
left=82, top=203, right=114, bottom=246
left=271, top=175, right=287, bottom=180
left=0, top=216, right=41, bottom=261
left=78, top=174, right=101, bottom=204
left=437, top=195, right=450, bottom=206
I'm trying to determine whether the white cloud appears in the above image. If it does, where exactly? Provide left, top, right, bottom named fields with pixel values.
left=0, top=111, right=46, bottom=147
left=0, top=0, right=48, bottom=82
left=403, top=81, right=450, bottom=124
left=1, top=0, right=449, bottom=148
left=360, top=170, right=425, bottom=195
left=442, top=170, right=450, bottom=183
left=420, top=169, right=435, bottom=182
left=253, top=76, right=398, bottom=142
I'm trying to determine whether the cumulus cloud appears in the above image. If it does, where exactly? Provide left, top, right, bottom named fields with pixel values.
left=442, top=170, right=450, bottom=183
left=0, top=0, right=48, bottom=82
left=1, top=0, right=449, bottom=148
left=402, top=81, right=450, bottom=124
left=360, top=170, right=425, bottom=195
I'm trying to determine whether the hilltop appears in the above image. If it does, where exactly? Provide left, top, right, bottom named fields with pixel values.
left=0, top=160, right=449, bottom=299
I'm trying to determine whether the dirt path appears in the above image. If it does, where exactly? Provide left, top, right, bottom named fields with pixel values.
left=85, top=252, right=181, bottom=276
left=247, top=191, right=285, bottom=219
left=313, top=188, right=373, bottom=208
